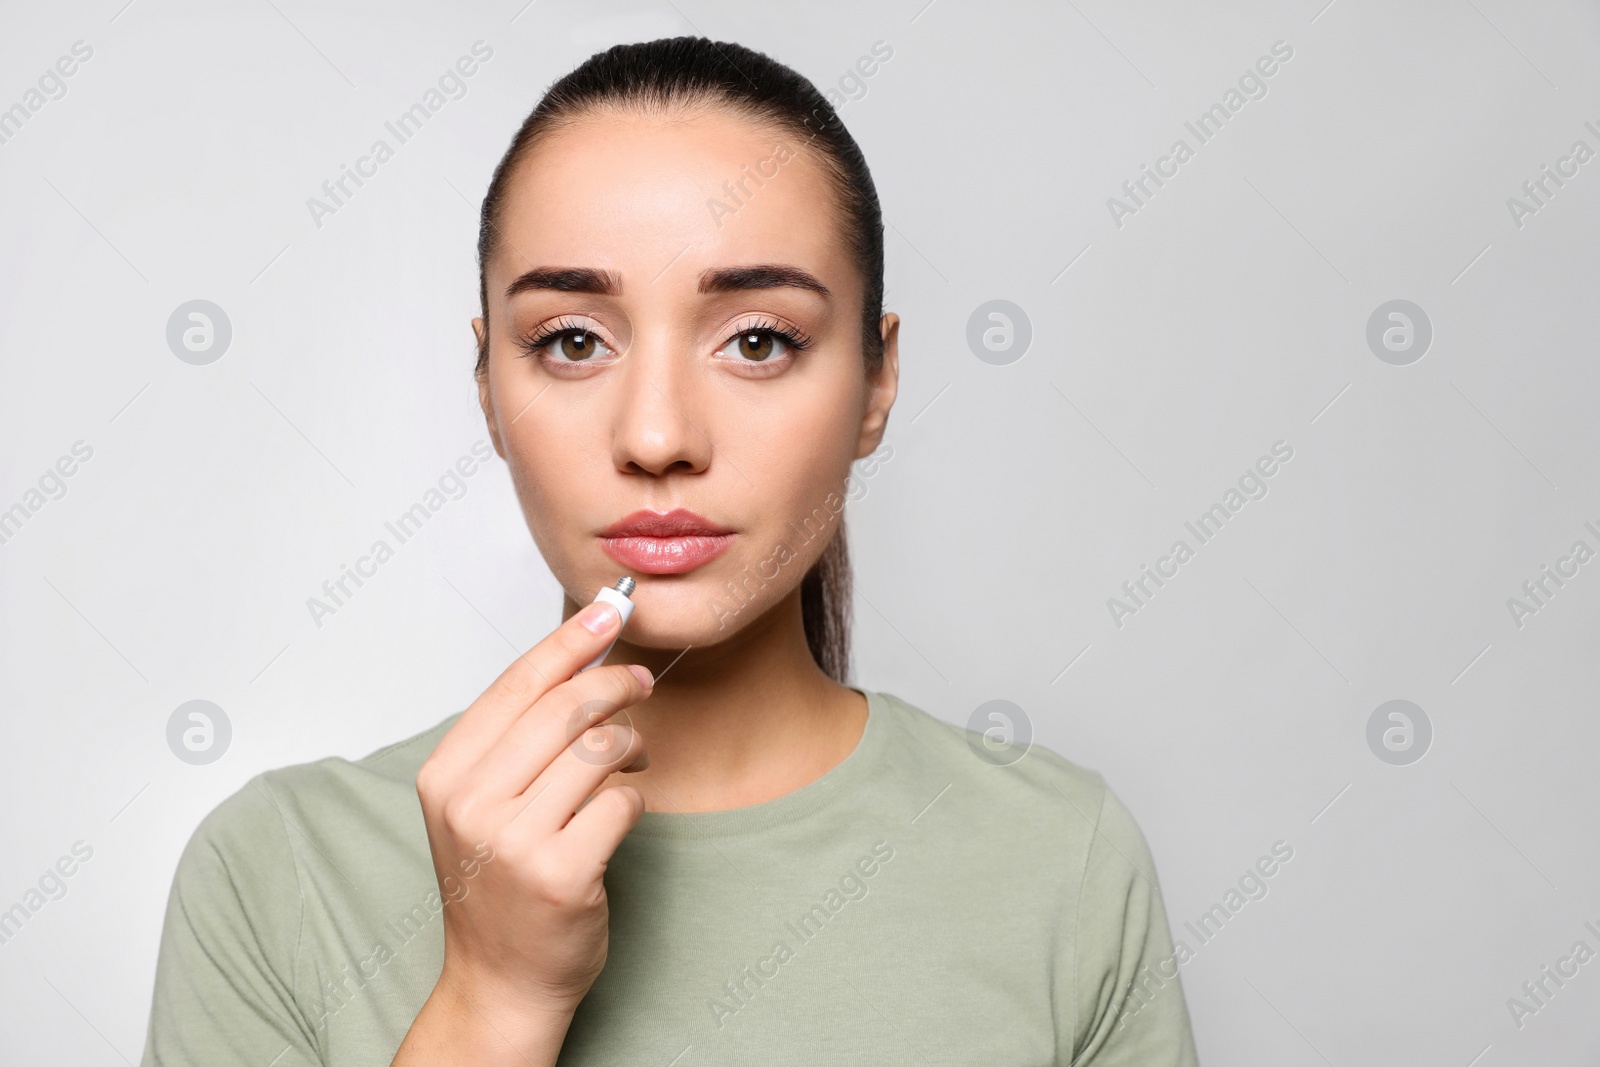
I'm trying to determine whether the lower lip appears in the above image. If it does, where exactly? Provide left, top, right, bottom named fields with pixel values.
left=600, top=534, right=734, bottom=574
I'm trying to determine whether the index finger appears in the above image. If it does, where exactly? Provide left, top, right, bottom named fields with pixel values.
left=426, top=599, right=623, bottom=778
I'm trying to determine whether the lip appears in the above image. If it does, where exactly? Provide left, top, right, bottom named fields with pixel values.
left=599, top=508, right=736, bottom=575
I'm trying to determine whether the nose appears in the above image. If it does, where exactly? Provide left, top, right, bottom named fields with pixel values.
left=610, top=338, right=714, bottom=478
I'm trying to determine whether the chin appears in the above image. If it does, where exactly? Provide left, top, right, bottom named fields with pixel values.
left=596, top=559, right=790, bottom=649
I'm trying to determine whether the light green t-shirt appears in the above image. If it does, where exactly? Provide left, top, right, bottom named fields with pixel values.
left=140, top=689, right=1199, bottom=1065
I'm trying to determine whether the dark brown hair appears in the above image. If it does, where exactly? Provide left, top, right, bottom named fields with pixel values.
left=474, top=37, right=886, bottom=684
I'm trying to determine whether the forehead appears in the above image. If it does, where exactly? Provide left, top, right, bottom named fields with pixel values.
left=488, top=106, right=853, bottom=294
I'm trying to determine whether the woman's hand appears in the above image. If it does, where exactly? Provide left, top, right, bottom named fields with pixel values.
left=393, top=600, right=651, bottom=1066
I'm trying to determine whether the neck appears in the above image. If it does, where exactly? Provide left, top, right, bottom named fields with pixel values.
left=560, top=582, right=867, bottom=813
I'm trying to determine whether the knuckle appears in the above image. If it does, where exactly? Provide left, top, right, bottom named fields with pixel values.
left=415, top=761, right=439, bottom=801
left=415, top=756, right=450, bottom=802
left=583, top=723, right=632, bottom=764
left=490, top=665, right=537, bottom=705
left=553, top=669, right=630, bottom=723
left=569, top=723, right=607, bottom=763
left=535, top=881, right=577, bottom=910
left=440, top=792, right=484, bottom=837
left=547, top=692, right=599, bottom=741
left=547, top=616, right=599, bottom=666
left=523, top=855, right=580, bottom=909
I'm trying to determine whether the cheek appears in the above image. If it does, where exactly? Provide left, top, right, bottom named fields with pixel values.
left=735, top=376, right=862, bottom=531
left=755, top=407, right=853, bottom=494
left=495, top=388, right=593, bottom=551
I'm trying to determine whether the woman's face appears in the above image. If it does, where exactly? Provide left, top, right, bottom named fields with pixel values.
left=475, top=105, right=898, bottom=650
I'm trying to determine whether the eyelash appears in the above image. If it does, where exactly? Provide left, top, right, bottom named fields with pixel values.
left=728, top=317, right=814, bottom=357
left=514, top=317, right=815, bottom=366
left=516, top=316, right=597, bottom=360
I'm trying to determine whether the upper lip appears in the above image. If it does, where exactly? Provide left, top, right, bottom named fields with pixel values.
left=598, top=508, right=735, bottom=538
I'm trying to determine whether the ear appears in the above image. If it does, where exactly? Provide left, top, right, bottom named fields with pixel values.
left=473, top=317, right=507, bottom=460
left=856, top=312, right=900, bottom=459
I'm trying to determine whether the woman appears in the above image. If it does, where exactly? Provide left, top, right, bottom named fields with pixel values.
left=142, top=37, right=1198, bottom=1066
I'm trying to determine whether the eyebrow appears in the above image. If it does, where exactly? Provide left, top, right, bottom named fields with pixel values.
left=503, top=263, right=830, bottom=300
left=699, top=264, right=830, bottom=298
left=505, top=267, right=622, bottom=299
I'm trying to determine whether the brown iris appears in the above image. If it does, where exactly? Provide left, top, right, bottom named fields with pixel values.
left=558, top=331, right=600, bottom=360
left=735, top=331, right=775, bottom=361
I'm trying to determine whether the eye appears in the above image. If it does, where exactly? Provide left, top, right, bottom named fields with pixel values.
left=547, top=329, right=610, bottom=362
left=517, top=318, right=616, bottom=367
left=715, top=320, right=813, bottom=368
left=729, top=330, right=781, bottom=362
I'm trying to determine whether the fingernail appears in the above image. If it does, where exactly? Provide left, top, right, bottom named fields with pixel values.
left=581, top=603, right=621, bottom=635
left=627, top=664, right=654, bottom=690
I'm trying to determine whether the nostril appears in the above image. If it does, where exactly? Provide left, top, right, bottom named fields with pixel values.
left=610, top=371, right=716, bottom=477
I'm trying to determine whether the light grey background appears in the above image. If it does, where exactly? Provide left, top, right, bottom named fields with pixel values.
left=2, top=0, right=1597, bottom=1063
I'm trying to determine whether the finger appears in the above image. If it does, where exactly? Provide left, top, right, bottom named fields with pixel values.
left=559, top=781, right=646, bottom=872
left=502, top=720, right=647, bottom=837
left=472, top=663, right=649, bottom=799
left=428, top=601, right=623, bottom=778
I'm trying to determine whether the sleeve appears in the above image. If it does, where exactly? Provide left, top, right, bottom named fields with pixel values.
left=1059, top=777, right=1200, bottom=1066
left=141, top=773, right=323, bottom=1067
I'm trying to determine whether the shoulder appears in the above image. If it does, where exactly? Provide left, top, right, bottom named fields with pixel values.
left=869, top=689, right=1117, bottom=822
left=864, top=690, right=1163, bottom=892
left=862, top=694, right=1197, bottom=1059
left=171, top=711, right=461, bottom=901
